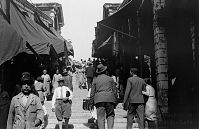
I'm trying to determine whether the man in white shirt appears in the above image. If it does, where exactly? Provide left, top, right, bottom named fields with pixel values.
left=52, top=77, right=73, bottom=129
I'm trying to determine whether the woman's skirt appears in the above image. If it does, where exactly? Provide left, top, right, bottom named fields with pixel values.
left=145, top=97, right=157, bottom=121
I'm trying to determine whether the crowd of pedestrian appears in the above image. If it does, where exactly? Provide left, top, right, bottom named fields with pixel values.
left=1, top=65, right=74, bottom=129
left=0, top=57, right=158, bottom=129
left=76, top=59, right=158, bottom=129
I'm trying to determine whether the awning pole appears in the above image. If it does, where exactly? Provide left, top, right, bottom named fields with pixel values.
left=64, top=41, right=69, bottom=67
left=98, top=23, right=136, bottom=39
left=137, top=10, right=143, bottom=77
left=26, top=42, right=42, bottom=63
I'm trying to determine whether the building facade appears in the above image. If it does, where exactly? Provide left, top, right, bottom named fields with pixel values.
left=103, top=3, right=121, bottom=19
left=93, top=0, right=199, bottom=127
left=34, top=2, right=64, bottom=34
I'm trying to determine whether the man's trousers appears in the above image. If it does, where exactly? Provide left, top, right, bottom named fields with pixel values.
left=95, top=102, right=115, bottom=129
left=127, top=103, right=144, bottom=129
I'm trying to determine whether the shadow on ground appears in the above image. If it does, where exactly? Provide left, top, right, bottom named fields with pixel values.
left=55, top=124, right=74, bottom=129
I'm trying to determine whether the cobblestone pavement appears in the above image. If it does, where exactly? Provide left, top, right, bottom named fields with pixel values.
left=44, top=74, right=129, bottom=129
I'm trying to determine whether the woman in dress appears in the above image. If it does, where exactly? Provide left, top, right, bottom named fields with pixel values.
left=142, top=78, right=158, bottom=129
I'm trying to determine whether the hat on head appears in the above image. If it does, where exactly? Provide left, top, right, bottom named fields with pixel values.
left=87, top=61, right=92, bottom=65
left=36, top=76, right=43, bottom=82
left=22, top=72, right=30, bottom=76
left=96, top=64, right=107, bottom=74
left=20, top=72, right=34, bottom=85
left=58, top=77, right=64, bottom=82
left=62, top=68, right=68, bottom=73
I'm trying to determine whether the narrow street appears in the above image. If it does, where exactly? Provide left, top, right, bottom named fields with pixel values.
left=44, top=74, right=129, bottom=129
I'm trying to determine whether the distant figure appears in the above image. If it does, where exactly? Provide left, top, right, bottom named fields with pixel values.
left=41, top=69, right=51, bottom=99
left=7, top=72, right=44, bottom=129
left=123, top=68, right=146, bottom=129
left=52, top=77, right=73, bottom=129
left=78, top=68, right=87, bottom=89
left=90, top=64, right=118, bottom=129
left=62, top=68, right=73, bottom=91
left=0, top=83, right=10, bottom=129
left=34, top=76, right=45, bottom=103
left=52, top=69, right=62, bottom=93
left=85, top=62, right=95, bottom=90
left=111, top=69, right=120, bottom=99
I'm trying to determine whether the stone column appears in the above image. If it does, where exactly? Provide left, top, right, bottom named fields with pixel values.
left=190, top=21, right=199, bottom=127
left=153, top=0, right=168, bottom=113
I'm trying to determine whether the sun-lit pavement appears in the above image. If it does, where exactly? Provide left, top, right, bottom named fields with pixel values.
left=45, top=73, right=129, bottom=129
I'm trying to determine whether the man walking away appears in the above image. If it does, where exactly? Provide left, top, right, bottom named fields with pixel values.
left=62, top=68, right=73, bottom=92
left=123, top=68, right=146, bottom=129
left=85, top=62, right=95, bottom=90
left=90, top=64, right=118, bottom=129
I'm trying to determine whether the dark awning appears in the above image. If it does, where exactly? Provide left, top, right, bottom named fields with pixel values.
left=94, top=0, right=155, bottom=57
left=50, top=28, right=74, bottom=56
left=98, top=0, right=142, bottom=29
left=96, top=0, right=142, bottom=49
left=10, top=3, right=50, bottom=54
left=0, top=15, right=26, bottom=65
left=98, top=35, right=113, bottom=49
left=10, top=3, right=65, bottom=55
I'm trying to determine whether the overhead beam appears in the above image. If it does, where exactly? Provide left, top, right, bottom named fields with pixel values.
left=14, top=0, right=53, bottom=24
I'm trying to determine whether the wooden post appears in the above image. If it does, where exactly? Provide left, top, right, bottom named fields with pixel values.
left=26, top=42, right=43, bottom=63
left=0, top=64, right=4, bottom=85
left=6, top=0, right=11, bottom=22
left=64, top=41, right=68, bottom=67
left=153, top=0, right=168, bottom=113
left=137, top=10, right=143, bottom=77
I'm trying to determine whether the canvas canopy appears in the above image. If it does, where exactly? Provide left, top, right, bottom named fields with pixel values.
left=96, top=0, right=142, bottom=48
left=0, top=15, right=26, bottom=65
left=98, top=35, right=113, bottom=49
left=50, top=28, right=74, bottom=56
left=10, top=3, right=65, bottom=55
